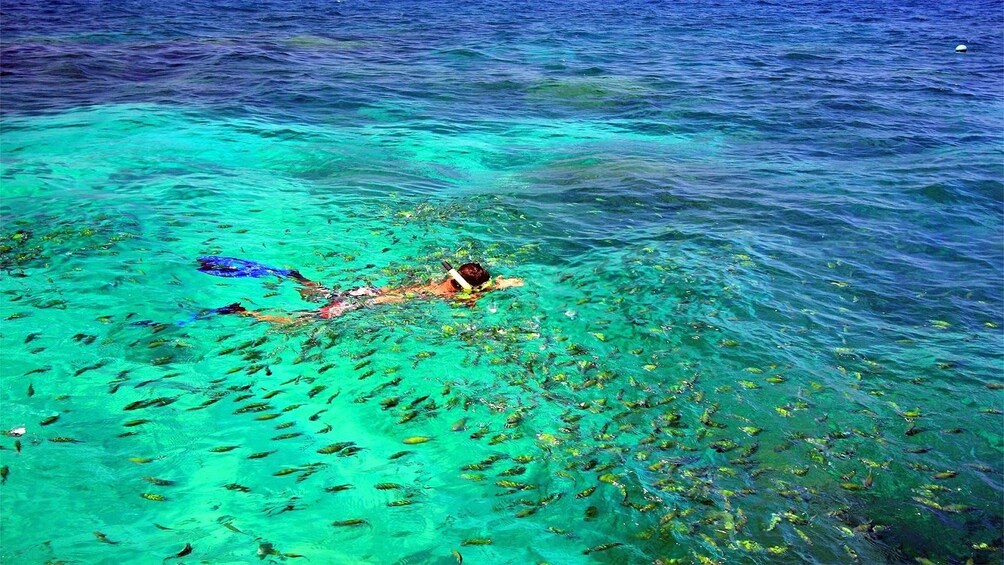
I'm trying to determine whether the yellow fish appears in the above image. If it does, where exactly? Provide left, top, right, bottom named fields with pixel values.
left=402, top=436, right=434, bottom=445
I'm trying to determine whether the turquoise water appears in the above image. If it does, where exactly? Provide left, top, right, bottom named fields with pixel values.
left=2, top=1, right=1003, bottom=563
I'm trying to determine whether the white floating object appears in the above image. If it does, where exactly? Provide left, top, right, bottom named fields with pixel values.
left=956, top=44, right=967, bottom=53
left=7, top=426, right=25, bottom=437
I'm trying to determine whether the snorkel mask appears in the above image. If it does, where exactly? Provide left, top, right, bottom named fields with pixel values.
left=441, top=261, right=473, bottom=291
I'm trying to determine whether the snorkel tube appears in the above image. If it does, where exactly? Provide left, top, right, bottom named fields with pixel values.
left=441, top=261, right=473, bottom=291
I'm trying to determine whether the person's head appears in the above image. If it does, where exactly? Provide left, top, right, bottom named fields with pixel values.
left=450, top=262, right=490, bottom=290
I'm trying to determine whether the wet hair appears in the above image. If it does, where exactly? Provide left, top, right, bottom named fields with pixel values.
left=450, top=262, right=491, bottom=290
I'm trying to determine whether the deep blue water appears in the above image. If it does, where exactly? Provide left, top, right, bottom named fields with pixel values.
left=1, top=1, right=1002, bottom=563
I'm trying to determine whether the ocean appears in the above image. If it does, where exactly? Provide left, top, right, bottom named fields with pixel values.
left=1, top=1, right=1002, bottom=563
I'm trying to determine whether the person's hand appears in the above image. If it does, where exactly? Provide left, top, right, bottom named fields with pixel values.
left=494, top=276, right=524, bottom=290
left=298, top=287, right=324, bottom=301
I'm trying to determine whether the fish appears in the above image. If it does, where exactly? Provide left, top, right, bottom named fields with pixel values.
left=374, top=483, right=402, bottom=490
left=386, top=499, right=416, bottom=507
left=0, top=466, right=8, bottom=484
left=332, top=519, right=369, bottom=527
left=488, top=434, right=510, bottom=446
left=940, top=504, right=975, bottom=513
left=499, top=466, right=526, bottom=477
left=224, top=483, right=252, bottom=492
left=508, top=500, right=538, bottom=517
left=122, top=396, right=180, bottom=411
left=460, top=538, right=492, bottom=546
left=93, top=531, right=119, bottom=545
left=258, top=542, right=279, bottom=558
left=317, top=442, right=355, bottom=455
left=247, top=450, right=277, bottom=459
left=39, top=415, right=59, bottom=426
left=234, top=402, right=271, bottom=414
left=123, top=400, right=150, bottom=411
left=403, top=436, right=433, bottom=445
left=209, top=445, right=240, bottom=453
left=583, top=542, right=622, bottom=555
left=174, top=543, right=193, bottom=557
left=272, top=433, right=302, bottom=441
left=325, top=484, right=353, bottom=493
left=351, top=349, right=377, bottom=361
left=188, top=396, right=225, bottom=411
left=141, top=493, right=167, bottom=502
left=496, top=480, right=534, bottom=491
left=143, top=477, right=175, bottom=486
left=576, top=486, right=597, bottom=499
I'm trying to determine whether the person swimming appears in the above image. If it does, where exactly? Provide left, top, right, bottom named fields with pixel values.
left=197, top=256, right=523, bottom=323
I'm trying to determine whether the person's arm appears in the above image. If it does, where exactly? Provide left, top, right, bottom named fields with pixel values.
left=454, top=277, right=523, bottom=308
left=289, top=270, right=337, bottom=301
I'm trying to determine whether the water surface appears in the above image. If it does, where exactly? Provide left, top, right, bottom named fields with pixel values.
left=1, top=1, right=1002, bottom=563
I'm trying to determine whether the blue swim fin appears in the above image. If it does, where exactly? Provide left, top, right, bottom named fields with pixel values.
left=197, top=256, right=300, bottom=279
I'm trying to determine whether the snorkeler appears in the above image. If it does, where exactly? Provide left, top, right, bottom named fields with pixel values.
left=197, top=256, right=523, bottom=323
